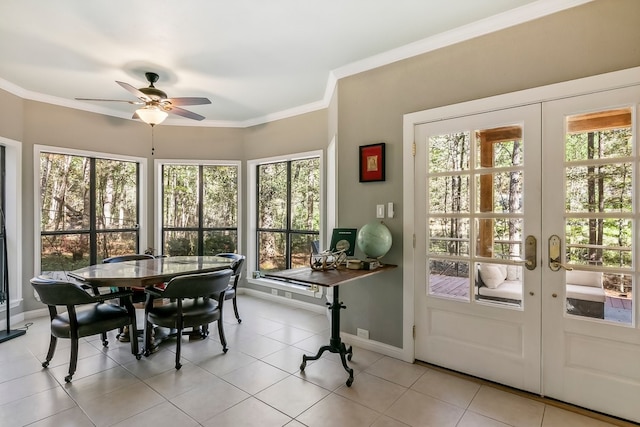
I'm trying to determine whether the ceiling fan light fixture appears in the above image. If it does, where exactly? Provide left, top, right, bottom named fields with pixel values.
left=136, top=106, right=168, bottom=126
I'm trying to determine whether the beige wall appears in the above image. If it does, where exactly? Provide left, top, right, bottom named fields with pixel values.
left=336, top=0, right=640, bottom=347
left=2, top=0, right=639, bottom=345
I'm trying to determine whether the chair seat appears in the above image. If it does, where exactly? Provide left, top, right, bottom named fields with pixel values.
left=51, top=303, right=132, bottom=339
left=147, top=299, right=221, bottom=329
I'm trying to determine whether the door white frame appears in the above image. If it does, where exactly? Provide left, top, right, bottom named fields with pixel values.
left=401, top=66, right=640, bottom=364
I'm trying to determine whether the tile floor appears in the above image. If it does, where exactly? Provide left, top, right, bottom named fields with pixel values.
left=0, top=293, right=633, bottom=427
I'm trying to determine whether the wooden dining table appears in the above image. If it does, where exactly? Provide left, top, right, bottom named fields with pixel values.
left=68, top=255, right=235, bottom=288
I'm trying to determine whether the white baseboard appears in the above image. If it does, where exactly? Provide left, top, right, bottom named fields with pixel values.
left=240, top=288, right=327, bottom=314
left=241, top=288, right=408, bottom=361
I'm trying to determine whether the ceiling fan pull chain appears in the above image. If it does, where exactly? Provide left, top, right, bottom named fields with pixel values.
left=151, top=125, right=155, bottom=156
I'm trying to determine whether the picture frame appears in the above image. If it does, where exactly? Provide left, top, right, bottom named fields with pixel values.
left=359, top=142, right=385, bottom=182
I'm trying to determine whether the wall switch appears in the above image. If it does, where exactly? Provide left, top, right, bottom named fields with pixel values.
left=376, top=204, right=385, bottom=218
left=387, top=202, right=394, bottom=218
left=271, top=289, right=278, bottom=296
left=357, top=328, right=369, bottom=339
left=285, top=291, right=292, bottom=299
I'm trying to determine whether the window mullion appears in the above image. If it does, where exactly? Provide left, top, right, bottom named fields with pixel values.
left=89, top=158, right=97, bottom=265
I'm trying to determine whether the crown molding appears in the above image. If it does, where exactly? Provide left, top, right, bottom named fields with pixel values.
left=0, top=0, right=593, bottom=129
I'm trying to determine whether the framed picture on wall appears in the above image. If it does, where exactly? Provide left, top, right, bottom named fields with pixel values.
left=359, top=142, right=385, bottom=182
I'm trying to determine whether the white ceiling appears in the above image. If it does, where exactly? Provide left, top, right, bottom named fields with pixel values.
left=0, top=0, right=589, bottom=127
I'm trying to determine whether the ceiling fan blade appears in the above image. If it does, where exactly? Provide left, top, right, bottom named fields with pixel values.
left=165, top=106, right=205, bottom=121
left=75, top=97, right=142, bottom=104
left=165, top=97, right=211, bottom=106
left=116, top=81, right=151, bottom=102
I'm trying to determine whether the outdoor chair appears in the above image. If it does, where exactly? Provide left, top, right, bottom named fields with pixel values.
left=214, top=253, right=246, bottom=323
left=143, top=269, right=233, bottom=369
left=30, top=275, right=140, bottom=382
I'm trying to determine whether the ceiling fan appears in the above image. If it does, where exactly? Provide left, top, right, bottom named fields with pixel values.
left=75, top=72, right=211, bottom=125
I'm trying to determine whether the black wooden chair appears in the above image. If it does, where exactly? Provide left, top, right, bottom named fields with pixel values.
left=103, top=253, right=155, bottom=341
left=214, top=253, right=246, bottom=323
left=143, top=269, right=233, bottom=369
left=30, top=275, right=140, bottom=382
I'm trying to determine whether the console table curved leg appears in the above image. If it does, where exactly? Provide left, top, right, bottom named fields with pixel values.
left=300, top=285, right=355, bottom=386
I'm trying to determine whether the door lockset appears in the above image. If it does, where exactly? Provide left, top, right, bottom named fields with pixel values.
left=548, top=235, right=573, bottom=272
left=523, top=235, right=536, bottom=270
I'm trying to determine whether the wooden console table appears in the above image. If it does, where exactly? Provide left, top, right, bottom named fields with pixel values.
left=264, top=264, right=396, bottom=386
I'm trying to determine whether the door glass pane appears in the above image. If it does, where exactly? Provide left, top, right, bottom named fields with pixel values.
left=563, top=107, right=633, bottom=323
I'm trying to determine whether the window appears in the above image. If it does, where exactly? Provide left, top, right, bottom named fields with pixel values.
left=160, top=162, right=239, bottom=256
left=254, top=154, right=320, bottom=272
left=38, top=148, right=144, bottom=273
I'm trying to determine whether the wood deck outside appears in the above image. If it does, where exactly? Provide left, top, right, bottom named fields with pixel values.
left=428, top=274, right=633, bottom=313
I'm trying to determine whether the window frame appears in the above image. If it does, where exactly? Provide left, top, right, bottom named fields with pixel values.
left=247, top=150, right=324, bottom=297
left=154, top=158, right=242, bottom=257
left=0, top=137, right=21, bottom=315
left=34, top=145, right=147, bottom=273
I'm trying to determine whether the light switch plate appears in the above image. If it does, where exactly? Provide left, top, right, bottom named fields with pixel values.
left=376, top=204, right=385, bottom=218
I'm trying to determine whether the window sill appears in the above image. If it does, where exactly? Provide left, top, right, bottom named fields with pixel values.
left=247, top=277, right=324, bottom=298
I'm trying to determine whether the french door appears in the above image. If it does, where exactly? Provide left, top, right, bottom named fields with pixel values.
left=413, top=86, right=640, bottom=422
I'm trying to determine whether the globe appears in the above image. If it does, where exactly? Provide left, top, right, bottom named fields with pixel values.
left=356, top=221, right=392, bottom=259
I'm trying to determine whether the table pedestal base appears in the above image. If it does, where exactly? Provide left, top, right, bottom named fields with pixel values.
left=299, top=285, right=355, bottom=386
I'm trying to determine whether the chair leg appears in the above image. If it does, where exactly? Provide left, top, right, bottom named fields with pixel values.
left=175, top=326, right=183, bottom=370
left=232, top=296, right=241, bottom=323
left=65, top=338, right=79, bottom=382
left=217, top=319, right=228, bottom=353
left=42, top=335, right=57, bottom=368
left=101, top=332, right=109, bottom=347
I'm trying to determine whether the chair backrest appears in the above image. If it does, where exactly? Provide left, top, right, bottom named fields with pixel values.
left=103, top=254, right=154, bottom=264
left=160, top=269, right=233, bottom=299
left=215, top=253, right=245, bottom=279
left=31, top=276, right=97, bottom=306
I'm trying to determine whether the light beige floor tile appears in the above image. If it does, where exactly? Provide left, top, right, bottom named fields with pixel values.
left=80, top=381, right=165, bottom=426
left=365, top=356, right=427, bottom=387
left=121, top=347, right=178, bottom=379
left=542, top=405, right=621, bottom=427
left=235, top=334, right=288, bottom=358
left=266, top=324, right=316, bottom=345
left=296, top=357, right=353, bottom=391
left=174, top=334, right=229, bottom=364
left=0, top=370, right=59, bottom=406
left=343, top=345, right=385, bottom=373
left=261, top=345, right=312, bottom=373
left=202, top=396, right=292, bottom=427
left=27, top=406, right=95, bottom=427
left=0, top=352, right=48, bottom=383
left=0, top=386, right=77, bottom=426
left=170, top=376, right=249, bottom=422
left=144, top=362, right=219, bottom=399
left=297, top=393, right=381, bottom=427
left=64, top=365, right=141, bottom=404
left=411, top=369, right=481, bottom=409
left=468, top=386, right=545, bottom=427
left=458, top=411, right=512, bottom=427
left=111, top=401, right=198, bottom=427
left=371, top=415, right=413, bottom=427
left=197, top=347, right=257, bottom=376
left=221, top=359, right=290, bottom=394
left=255, top=374, right=330, bottom=417
left=36, top=340, right=103, bottom=369
left=49, top=351, right=121, bottom=382
left=385, top=389, right=464, bottom=427
left=335, top=372, right=407, bottom=412
left=293, top=332, right=332, bottom=354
